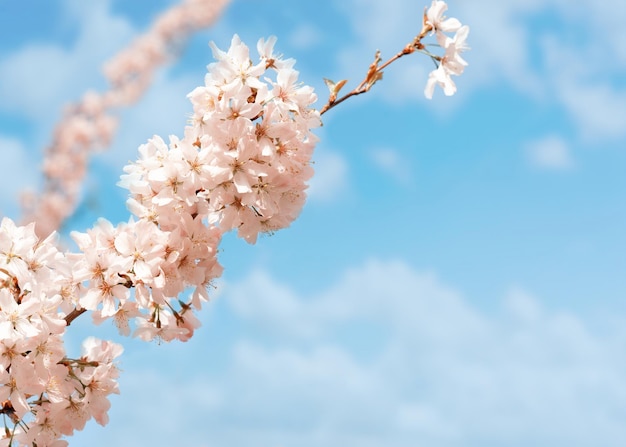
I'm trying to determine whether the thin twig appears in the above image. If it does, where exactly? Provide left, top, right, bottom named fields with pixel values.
left=320, top=22, right=435, bottom=115
left=65, top=308, right=87, bottom=326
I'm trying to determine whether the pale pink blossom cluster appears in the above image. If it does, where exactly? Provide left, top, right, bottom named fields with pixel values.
left=121, top=35, right=320, bottom=243
left=0, top=218, right=122, bottom=447
left=71, top=34, right=319, bottom=345
left=21, top=0, right=231, bottom=239
left=422, top=0, right=470, bottom=99
left=70, top=213, right=222, bottom=343
left=1, top=34, right=319, bottom=445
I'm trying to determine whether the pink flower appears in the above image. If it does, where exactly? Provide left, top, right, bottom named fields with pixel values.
left=442, top=25, right=470, bottom=76
left=425, top=1, right=462, bottom=34
left=0, top=289, right=41, bottom=340
left=113, top=218, right=167, bottom=284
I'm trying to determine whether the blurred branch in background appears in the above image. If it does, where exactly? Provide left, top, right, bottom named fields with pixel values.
left=20, top=0, right=231, bottom=238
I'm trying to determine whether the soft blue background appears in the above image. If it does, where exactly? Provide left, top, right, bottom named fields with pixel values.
left=0, top=0, right=625, bottom=446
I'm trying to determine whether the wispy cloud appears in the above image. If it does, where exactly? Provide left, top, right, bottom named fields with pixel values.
left=369, top=146, right=414, bottom=185
left=525, top=135, right=574, bottom=170
left=337, top=0, right=626, bottom=142
left=72, top=259, right=626, bottom=446
left=0, top=136, right=39, bottom=218
left=288, top=23, right=323, bottom=50
left=0, top=0, right=134, bottom=120
left=307, top=148, right=350, bottom=203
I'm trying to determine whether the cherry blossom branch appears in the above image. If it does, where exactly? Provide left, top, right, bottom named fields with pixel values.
left=64, top=308, right=87, bottom=326
left=319, top=46, right=411, bottom=115
left=20, top=0, right=231, bottom=239
left=0, top=2, right=469, bottom=446
left=321, top=1, right=469, bottom=114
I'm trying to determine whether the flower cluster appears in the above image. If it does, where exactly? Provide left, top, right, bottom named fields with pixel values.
left=422, top=0, right=470, bottom=99
left=0, top=35, right=319, bottom=445
left=70, top=214, right=222, bottom=343
left=122, top=35, right=320, bottom=243
left=0, top=218, right=122, bottom=447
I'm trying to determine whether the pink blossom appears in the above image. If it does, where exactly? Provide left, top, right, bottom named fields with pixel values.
left=424, top=63, right=457, bottom=99
left=425, top=1, right=462, bottom=34
left=442, top=25, right=470, bottom=76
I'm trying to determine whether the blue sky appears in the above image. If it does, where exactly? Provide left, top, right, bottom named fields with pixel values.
left=0, top=0, right=625, bottom=446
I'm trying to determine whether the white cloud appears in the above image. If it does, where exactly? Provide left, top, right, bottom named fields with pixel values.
left=71, top=259, right=626, bottom=446
left=369, top=146, right=414, bottom=185
left=226, top=269, right=322, bottom=338
left=231, top=341, right=377, bottom=397
left=335, top=0, right=626, bottom=141
left=539, top=34, right=626, bottom=142
left=225, top=259, right=487, bottom=343
left=504, top=287, right=542, bottom=323
left=0, top=136, right=39, bottom=218
left=288, top=24, right=322, bottom=50
left=383, top=60, right=431, bottom=104
left=463, top=0, right=626, bottom=142
left=307, top=148, right=350, bottom=203
left=335, top=0, right=544, bottom=106
left=556, top=79, right=626, bottom=142
left=455, top=0, right=545, bottom=94
left=525, top=135, right=574, bottom=170
left=217, top=260, right=626, bottom=446
left=67, top=259, right=626, bottom=446
left=0, top=0, right=134, bottom=120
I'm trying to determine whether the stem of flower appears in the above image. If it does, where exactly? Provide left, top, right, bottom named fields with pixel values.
left=319, top=21, right=435, bottom=116
left=320, top=43, right=418, bottom=115
left=65, top=307, right=87, bottom=326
